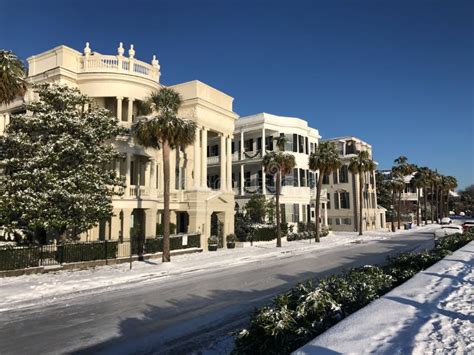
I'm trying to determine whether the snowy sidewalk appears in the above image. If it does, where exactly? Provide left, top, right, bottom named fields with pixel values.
left=295, top=241, right=474, bottom=355
left=0, top=225, right=436, bottom=312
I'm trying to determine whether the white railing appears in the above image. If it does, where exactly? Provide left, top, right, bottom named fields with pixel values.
left=207, top=156, right=220, bottom=164
left=129, top=185, right=149, bottom=197
left=78, top=55, right=159, bottom=81
left=401, top=192, right=418, bottom=200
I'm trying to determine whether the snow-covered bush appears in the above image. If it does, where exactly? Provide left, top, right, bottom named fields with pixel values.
left=0, top=84, right=124, bottom=242
left=435, top=231, right=474, bottom=253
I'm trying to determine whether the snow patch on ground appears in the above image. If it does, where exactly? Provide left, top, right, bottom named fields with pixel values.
left=294, top=241, right=474, bottom=355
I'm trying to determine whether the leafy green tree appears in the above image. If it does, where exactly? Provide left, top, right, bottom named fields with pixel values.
left=349, top=150, right=375, bottom=235
left=375, top=172, right=392, bottom=210
left=263, top=136, right=296, bottom=247
left=0, top=84, right=123, bottom=242
left=0, top=50, right=27, bottom=105
left=132, top=88, right=196, bottom=262
left=245, top=194, right=267, bottom=223
left=309, top=142, right=341, bottom=241
left=265, top=198, right=276, bottom=225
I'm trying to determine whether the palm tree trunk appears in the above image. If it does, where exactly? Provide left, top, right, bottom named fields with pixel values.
left=358, top=172, right=363, bottom=236
left=162, top=140, right=171, bottom=262
left=446, top=192, right=450, bottom=217
left=391, top=189, right=396, bottom=232
left=440, top=190, right=444, bottom=219
left=416, top=188, right=420, bottom=226
left=397, top=191, right=401, bottom=229
left=275, top=171, right=281, bottom=247
left=435, top=185, right=439, bottom=223
left=315, top=172, right=324, bottom=242
left=423, top=188, right=428, bottom=225
left=430, top=185, right=435, bottom=223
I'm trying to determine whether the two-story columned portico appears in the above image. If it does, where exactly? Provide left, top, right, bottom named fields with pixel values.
left=0, top=43, right=237, bottom=248
left=214, top=112, right=328, bottom=226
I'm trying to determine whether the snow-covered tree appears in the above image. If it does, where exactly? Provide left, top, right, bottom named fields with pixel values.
left=0, top=83, right=124, bottom=242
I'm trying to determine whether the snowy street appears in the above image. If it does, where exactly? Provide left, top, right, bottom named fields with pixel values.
left=295, top=241, right=474, bottom=355
left=0, top=226, right=439, bottom=354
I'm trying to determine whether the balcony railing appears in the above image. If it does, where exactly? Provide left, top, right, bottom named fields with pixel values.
left=207, top=156, right=220, bottom=164
left=78, top=55, right=159, bottom=81
left=129, top=185, right=149, bottom=197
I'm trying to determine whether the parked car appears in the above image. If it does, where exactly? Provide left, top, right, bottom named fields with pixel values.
left=440, top=217, right=452, bottom=225
left=461, top=221, right=474, bottom=233
left=434, top=225, right=463, bottom=240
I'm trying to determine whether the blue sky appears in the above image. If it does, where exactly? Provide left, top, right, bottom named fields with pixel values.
left=1, top=0, right=473, bottom=189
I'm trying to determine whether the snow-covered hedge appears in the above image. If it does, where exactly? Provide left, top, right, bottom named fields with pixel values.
left=233, top=232, right=474, bottom=354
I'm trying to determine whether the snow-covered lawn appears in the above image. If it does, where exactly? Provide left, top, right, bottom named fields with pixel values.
left=0, top=225, right=436, bottom=313
left=294, top=241, right=474, bottom=355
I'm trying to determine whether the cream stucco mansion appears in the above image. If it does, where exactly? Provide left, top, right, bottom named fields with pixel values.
left=0, top=42, right=387, bottom=246
left=0, top=43, right=237, bottom=248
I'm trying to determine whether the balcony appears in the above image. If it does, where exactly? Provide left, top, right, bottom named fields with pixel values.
left=401, top=192, right=418, bottom=201
left=129, top=185, right=149, bottom=197
left=78, top=54, right=160, bottom=82
left=207, top=156, right=220, bottom=165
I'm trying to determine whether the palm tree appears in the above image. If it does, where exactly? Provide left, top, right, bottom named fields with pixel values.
left=389, top=170, right=405, bottom=232
left=392, top=156, right=416, bottom=229
left=263, top=136, right=295, bottom=247
left=0, top=50, right=27, bottom=105
left=309, top=141, right=341, bottom=241
left=444, top=176, right=457, bottom=216
left=413, top=167, right=429, bottom=226
left=348, top=150, right=375, bottom=235
left=132, top=88, right=196, bottom=262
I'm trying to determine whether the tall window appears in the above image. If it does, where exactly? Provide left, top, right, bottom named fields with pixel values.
left=300, top=169, right=306, bottom=187
left=340, top=192, right=350, bottom=209
left=339, top=165, right=349, bottom=183
left=305, top=137, right=309, bottom=154
left=299, top=135, right=304, bottom=153
left=293, top=204, right=300, bottom=222
left=293, top=169, right=299, bottom=187
left=333, top=170, right=339, bottom=184
left=327, top=192, right=331, bottom=209
left=244, top=139, right=253, bottom=152
left=323, top=174, right=330, bottom=185
left=334, top=192, right=339, bottom=209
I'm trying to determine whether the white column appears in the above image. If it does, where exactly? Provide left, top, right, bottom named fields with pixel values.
left=125, top=153, right=131, bottom=197
left=226, top=135, right=232, bottom=192
left=240, top=164, right=245, bottom=196
left=193, top=126, right=201, bottom=189
left=261, top=127, right=266, bottom=157
left=261, top=165, right=266, bottom=194
left=324, top=203, right=328, bottom=226
left=240, top=131, right=244, bottom=160
left=170, top=149, right=176, bottom=192
left=150, top=159, right=156, bottom=193
left=220, top=134, right=226, bottom=191
left=116, top=97, right=123, bottom=121
left=127, top=98, right=134, bottom=123
left=201, top=127, right=208, bottom=189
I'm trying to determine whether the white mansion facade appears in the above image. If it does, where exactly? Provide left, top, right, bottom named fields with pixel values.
left=0, top=43, right=237, bottom=248
left=214, top=113, right=328, bottom=226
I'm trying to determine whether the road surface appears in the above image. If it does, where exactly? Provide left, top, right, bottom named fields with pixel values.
left=0, top=229, right=436, bottom=355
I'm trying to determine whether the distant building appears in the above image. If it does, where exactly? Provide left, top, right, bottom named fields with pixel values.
left=322, top=137, right=386, bottom=231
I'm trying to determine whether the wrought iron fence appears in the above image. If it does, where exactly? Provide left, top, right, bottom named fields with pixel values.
left=0, top=233, right=201, bottom=272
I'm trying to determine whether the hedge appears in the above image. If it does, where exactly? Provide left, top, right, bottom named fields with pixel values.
left=56, top=241, right=118, bottom=263
left=233, top=232, right=474, bottom=354
left=144, top=234, right=201, bottom=254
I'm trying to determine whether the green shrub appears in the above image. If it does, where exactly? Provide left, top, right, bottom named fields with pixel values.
left=187, top=233, right=201, bottom=248
left=56, top=241, right=118, bottom=263
left=253, top=226, right=276, bottom=242
left=435, top=232, right=474, bottom=252
left=0, top=246, right=40, bottom=271
left=385, top=250, right=441, bottom=285
left=156, top=223, right=176, bottom=236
